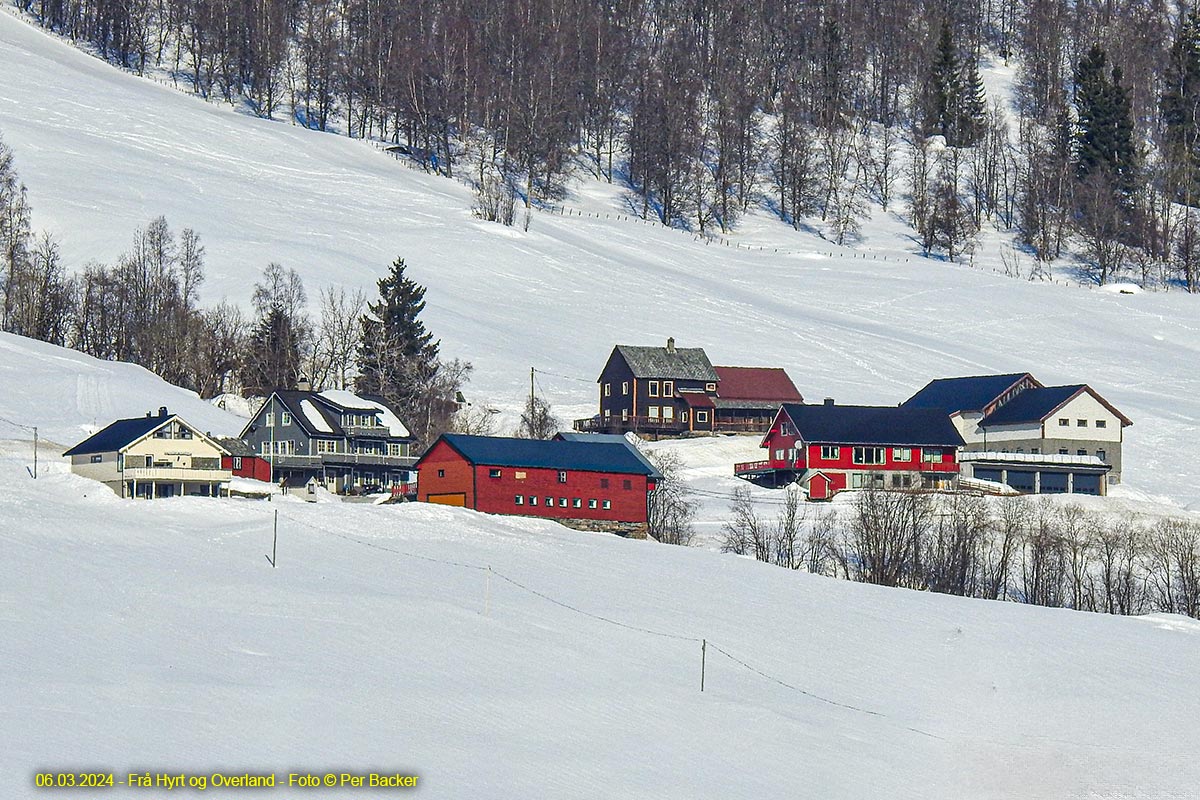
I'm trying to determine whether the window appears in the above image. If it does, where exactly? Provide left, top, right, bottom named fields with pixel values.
left=232, top=457, right=242, bottom=469
left=852, top=472, right=884, bottom=489
left=530, top=496, right=538, bottom=506
left=775, top=449, right=784, bottom=460
left=853, top=447, right=885, bottom=465
left=1077, top=419, right=1087, bottom=427
left=622, top=381, right=629, bottom=395
left=1077, top=449, right=1087, bottom=457
left=892, top=447, right=912, bottom=462
left=662, top=380, right=674, bottom=396
left=600, top=478, right=610, bottom=488
left=602, top=500, right=611, bottom=510
left=681, top=411, right=688, bottom=422
left=1058, top=449, right=1069, bottom=455
left=820, top=445, right=840, bottom=460
left=623, top=479, right=632, bottom=490
left=489, top=469, right=502, bottom=478
left=558, top=471, right=567, bottom=483
left=514, top=495, right=524, bottom=506
left=559, top=497, right=568, bottom=507
left=266, top=412, right=275, bottom=427
left=662, top=406, right=675, bottom=421
left=389, top=443, right=405, bottom=456
left=705, top=382, right=717, bottom=391
left=437, top=469, right=445, bottom=478
left=604, top=383, right=611, bottom=397
left=1058, top=418, right=1069, bottom=427
left=1097, top=449, right=1107, bottom=462
left=621, top=409, right=629, bottom=421
left=1031, top=447, right=1040, bottom=455
left=1096, top=420, right=1107, bottom=428
left=573, top=498, right=582, bottom=508
left=787, top=448, right=797, bottom=462
left=697, top=411, right=709, bottom=423
left=281, top=411, right=292, bottom=425
left=890, top=474, right=913, bottom=489
left=648, top=381, right=660, bottom=397
left=648, top=406, right=659, bottom=419
left=588, top=499, right=598, bottom=509
left=260, top=441, right=270, bottom=455
left=604, top=409, right=611, bottom=418
left=545, top=497, right=554, bottom=506
left=922, top=449, right=942, bottom=463
left=90, top=454, right=102, bottom=463
left=179, top=428, right=192, bottom=439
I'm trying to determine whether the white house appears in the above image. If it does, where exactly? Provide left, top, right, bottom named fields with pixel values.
left=64, top=407, right=231, bottom=498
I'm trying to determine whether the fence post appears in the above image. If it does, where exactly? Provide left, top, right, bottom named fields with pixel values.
left=701, top=639, right=707, bottom=692
left=33, top=425, right=38, bottom=479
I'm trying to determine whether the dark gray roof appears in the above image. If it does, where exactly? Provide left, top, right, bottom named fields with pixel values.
left=425, top=434, right=663, bottom=478
left=980, top=385, right=1086, bottom=426
left=613, top=344, right=718, bottom=381
left=902, top=373, right=1033, bottom=415
left=554, top=432, right=661, bottom=476
left=217, top=437, right=257, bottom=457
left=781, top=403, right=965, bottom=447
left=63, top=414, right=173, bottom=456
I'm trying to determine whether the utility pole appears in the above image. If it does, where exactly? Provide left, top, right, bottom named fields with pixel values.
left=530, top=367, right=535, bottom=413
left=32, top=425, right=38, bottom=479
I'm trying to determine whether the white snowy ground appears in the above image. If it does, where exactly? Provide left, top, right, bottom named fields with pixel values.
left=3, top=11, right=1198, bottom=511
left=2, top=451, right=1198, bottom=799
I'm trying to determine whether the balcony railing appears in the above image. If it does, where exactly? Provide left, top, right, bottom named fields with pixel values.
left=123, top=467, right=232, bottom=482
left=574, top=415, right=768, bottom=435
left=262, top=453, right=417, bottom=469
left=343, top=425, right=392, bottom=438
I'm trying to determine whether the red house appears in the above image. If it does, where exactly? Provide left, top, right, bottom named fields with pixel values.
left=415, top=434, right=663, bottom=529
left=735, top=401, right=966, bottom=500
left=218, top=438, right=272, bottom=482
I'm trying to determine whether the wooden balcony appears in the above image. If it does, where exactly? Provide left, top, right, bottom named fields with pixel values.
left=123, top=467, right=232, bottom=482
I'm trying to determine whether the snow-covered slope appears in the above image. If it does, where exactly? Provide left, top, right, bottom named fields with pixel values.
left=0, top=331, right=244, bottom=447
left=2, top=459, right=1197, bottom=799
left=2, top=10, right=1199, bottom=510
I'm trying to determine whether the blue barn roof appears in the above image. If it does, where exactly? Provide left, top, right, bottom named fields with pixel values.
left=980, top=385, right=1086, bottom=426
left=902, top=373, right=1033, bottom=415
left=428, top=434, right=662, bottom=478
left=780, top=403, right=965, bottom=447
left=63, top=413, right=173, bottom=456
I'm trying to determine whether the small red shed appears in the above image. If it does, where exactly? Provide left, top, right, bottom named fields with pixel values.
left=415, top=434, right=662, bottom=525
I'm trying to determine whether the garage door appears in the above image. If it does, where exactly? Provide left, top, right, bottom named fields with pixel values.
left=426, top=492, right=467, bottom=507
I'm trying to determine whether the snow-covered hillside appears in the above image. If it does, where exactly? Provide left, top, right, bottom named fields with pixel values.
left=0, top=331, right=244, bottom=447
left=4, top=7, right=1198, bottom=510
left=2, top=457, right=1197, bottom=799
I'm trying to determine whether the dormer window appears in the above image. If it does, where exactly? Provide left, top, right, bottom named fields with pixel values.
left=706, top=382, right=717, bottom=392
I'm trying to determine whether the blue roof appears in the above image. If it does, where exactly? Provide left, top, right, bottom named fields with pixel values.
left=781, top=403, right=965, bottom=447
left=980, top=385, right=1085, bottom=426
left=902, top=373, right=1032, bottom=414
left=426, top=434, right=663, bottom=478
left=63, top=414, right=173, bottom=456
left=554, top=432, right=661, bottom=476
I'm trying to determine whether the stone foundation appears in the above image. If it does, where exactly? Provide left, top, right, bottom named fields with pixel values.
left=557, top=518, right=649, bottom=539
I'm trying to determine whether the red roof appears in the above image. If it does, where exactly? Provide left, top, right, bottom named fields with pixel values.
left=713, top=366, right=803, bottom=402
left=679, top=391, right=715, bottom=408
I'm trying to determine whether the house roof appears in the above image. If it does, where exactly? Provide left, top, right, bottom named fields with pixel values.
left=779, top=403, right=966, bottom=447
left=980, top=385, right=1132, bottom=427
left=612, top=344, right=718, bottom=381
left=423, top=434, right=663, bottom=478
left=63, top=414, right=174, bottom=456
left=246, top=389, right=412, bottom=440
left=902, top=373, right=1035, bottom=415
left=554, top=432, right=661, bottom=476
left=217, top=437, right=257, bottom=457
left=713, top=366, right=803, bottom=403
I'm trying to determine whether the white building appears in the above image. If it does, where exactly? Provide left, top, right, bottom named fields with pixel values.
left=64, top=407, right=231, bottom=498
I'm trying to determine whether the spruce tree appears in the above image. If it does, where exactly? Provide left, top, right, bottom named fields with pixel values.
left=1162, top=10, right=1200, bottom=202
left=925, top=21, right=962, bottom=142
left=1075, top=45, right=1137, bottom=193
left=354, top=257, right=440, bottom=417
left=957, top=56, right=988, bottom=147
left=241, top=306, right=302, bottom=396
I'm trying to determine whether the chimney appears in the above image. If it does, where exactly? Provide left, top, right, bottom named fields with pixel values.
left=823, top=397, right=835, bottom=406
left=158, top=406, right=168, bottom=417
left=666, top=337, right=676, bottom=354
left=296, top=374, right=312, bottom=392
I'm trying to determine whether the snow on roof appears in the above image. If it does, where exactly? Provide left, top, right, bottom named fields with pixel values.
left=960, top=451, right=1109, bottom=468
left=300, top=399, right=334, bottom=433
left=319, top=390, right=410, bottom=438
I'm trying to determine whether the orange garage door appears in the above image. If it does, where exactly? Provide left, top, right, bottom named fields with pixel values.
left=426, top=492, right=467, bottom=507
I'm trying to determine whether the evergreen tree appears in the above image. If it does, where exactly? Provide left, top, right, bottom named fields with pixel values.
left=925, top=21, right=962, bottom=142
left=1074, top=45, right=1137, bottom=194
left=241, top=306, right=302, bottom=396
left=1162, top=10, right=1200, bottom=202
left=957, top=55, right=988, bottom=146
left=354, top=257, right=440, bottom=418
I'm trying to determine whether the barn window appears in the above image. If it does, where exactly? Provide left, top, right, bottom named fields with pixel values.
left=233, top=457, right=242, bottom=469
left=437, top=469, right=445, bottom=478
left=573, top=498, right=582, bottom=508
left=489, top=469, right=502, bottom=478
left=558, top=471, right=567, bottom=483
left=559, top=497, right=568, bottom=507
left=530, top=496, right=538, bottom=506
left=545, top=497, right=554, bottom=506
left=1095, top=420, right=1107, bottom=428
left=514, top=495, right=524, bottom=505
left=602, top=500, right=612, bottom=510
left=588, top=499, right=597, bottom=509
left=623, top=479, right=631, bottom=490
left=600, top=478, right=609, bottom=488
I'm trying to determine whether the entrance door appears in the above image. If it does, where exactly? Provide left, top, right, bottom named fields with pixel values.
left=426, top=492, right=467, bottom=507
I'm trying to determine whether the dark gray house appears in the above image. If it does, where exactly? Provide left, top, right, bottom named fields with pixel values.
left=239, top=389, right=416, bottom=492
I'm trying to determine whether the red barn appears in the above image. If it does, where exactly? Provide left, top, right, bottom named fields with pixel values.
left=415, top=434, right=662, bottom=528
left=218, top=438, right=272, bottom=482
left=735, top=401, right=965, bottom=500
